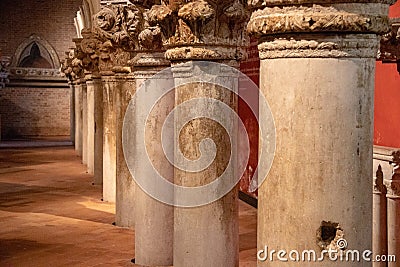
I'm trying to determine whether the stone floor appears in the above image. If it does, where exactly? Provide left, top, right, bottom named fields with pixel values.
left=0, top=145, right=257, bottom=266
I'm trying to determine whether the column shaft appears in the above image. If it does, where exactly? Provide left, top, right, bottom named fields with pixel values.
left=102, top=75, right=117, bottom=202
left=82, top=82, right=88, bottom=165
left=131, top=54, right=174, bottom=266
left=86, top=75, right=95, bottom=174
left=115, top=73, right=136, bottom=228
left=94, top=77, right=103, bottom=185
left=69, top=81, right=75, bottom=144
left=74, top=80, right=83, bottom=157
left=171, top=62, right=240, bottom=267
left=385, top=153, right=400, bottom=267
left=372, top=164, right=388, bottom=267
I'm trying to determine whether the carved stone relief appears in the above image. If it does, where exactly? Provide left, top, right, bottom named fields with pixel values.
left=378, top=19, right=400, bottom=62
left=247, top=1, right=396, bottom=59
left=147, top=0, right=250, bottom=61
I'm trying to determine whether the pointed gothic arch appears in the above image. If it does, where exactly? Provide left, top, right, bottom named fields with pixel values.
left=11, top=34, right=60, bottom=69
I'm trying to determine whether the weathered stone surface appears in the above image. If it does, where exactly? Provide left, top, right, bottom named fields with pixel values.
left=74, top=80, right=84, bottom=158
left=249, top=1, right=397, bottom=266
left=102, top=75, right=117, bottom=203
left=248, top=4, right=392, bottom=36
left=172, top=62, right=240, bottom=267
left=115, top=73, right=136, bottom=228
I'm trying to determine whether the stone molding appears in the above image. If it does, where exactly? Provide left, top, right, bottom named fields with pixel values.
left=148, top=0, right=250, bottom=61
left=248, top=0, right=397, bottom=9
left=9, top=67, right=62, bottom=78
left=257, top=34, right=379, bottom=59
left=378, top=18, right=400, bottom=62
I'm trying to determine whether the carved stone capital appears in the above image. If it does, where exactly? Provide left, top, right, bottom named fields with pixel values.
left=248, top=5, right=391, bottom=36
left=378, top=19, right=400, bottom=62
left=374, top=165, right=387, bottom=194
left=248, top=1, right=396, bottom=59
left=385, top=179, right=400, bottom=198
left=384, top=151, right=400, bottom=199
left=90, top=3, right=166, bottom=73
left=148, top=0, right=250, bottom=61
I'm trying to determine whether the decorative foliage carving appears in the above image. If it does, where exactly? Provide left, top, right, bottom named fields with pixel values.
left=248, top=1, right=395, bottom=59
left=86, top=2, right=164, bottom=72
left=61, top=46, right=85, bottom=81
left=148, top=0, right=250, bottom=61
left=61, top=50, right=74, bottom=81
left=247, top=5, right=390, bottom=37
left=378, top=19, right=400, bottom=62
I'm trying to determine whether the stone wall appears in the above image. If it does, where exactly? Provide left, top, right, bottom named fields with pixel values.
left=0, top=87, right=70, bottom=138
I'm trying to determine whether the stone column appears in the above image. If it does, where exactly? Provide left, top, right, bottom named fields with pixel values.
left=86, top=74, right=95, bottom=174
left=74, top=79, right=83, bottom=157
left=79, top=28, right=103, bottom=184
left=69, top=81, right=75, bottom=144
left=128, top=52, right=174, bottom=265
left=147, top=1, right=249, bottom=266
left=86, top=74, right=102, bottom=175
left=171, top=61, right=240, bottom=267
left=247, top=1, right=397, bottom=266
left=102, top=73, right=117, bottom=202
left=115, top=72, right=135, bottom=228
left=94, top=76, right=103, bottom=185
left=82, top=80, right=88, bottom=165
left=373, top=164, right=388, bottom=267
left=385, top=151, right=400, bottom=267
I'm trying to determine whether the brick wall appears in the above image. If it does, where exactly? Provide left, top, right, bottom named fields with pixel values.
left=0, top=0, right=81, bottom=61
left=0, top=87, right=71, bottom=138
left=0, top=0, right=80, bottom=139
